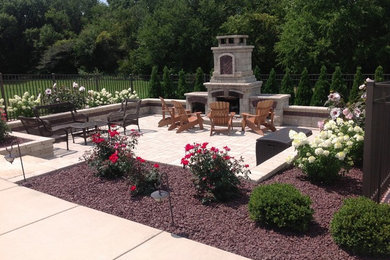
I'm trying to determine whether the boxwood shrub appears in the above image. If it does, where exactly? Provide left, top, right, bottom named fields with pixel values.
left=330, top=197, right=390, bottom=257
left=248, top=183, right=313, bottom=232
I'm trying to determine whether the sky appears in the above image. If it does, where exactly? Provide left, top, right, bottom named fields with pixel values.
left=99, top=0, right=108, bottom=5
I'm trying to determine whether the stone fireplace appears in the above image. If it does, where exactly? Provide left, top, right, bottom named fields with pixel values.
left=185, top=35, right=290, bottom=125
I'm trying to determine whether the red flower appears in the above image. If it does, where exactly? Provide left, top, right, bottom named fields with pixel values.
left=197, top=149, right=202, bottom=154
left=244, top=164, right=249, bottom=168
left=201, top=142, right=209, bottom=149
left=153, top=163, right=159, bottom=168
left=108, top=129, right=120, bottom=137
left=185, top=144, right=194, bottom=151
left=109, top=151, right=119, bottom=163
left=130, top=185, right=136, bottom=191
left=223, top=146, right=231, bottom=151
left=212, top=154, right=217, bottom=159
left=181, top=158, right=189, bottom=165
left=223, top=155, right=230, bottom=160
left=136, top=156, right=145, bottom=163
left=110, top=124, right=117, bottom=128
left=184, top=154, right=192, bottom=159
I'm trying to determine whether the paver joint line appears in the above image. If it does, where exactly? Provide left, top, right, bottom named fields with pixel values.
left=0, top=185, right=18, bottom=192
left=112, top=230, right=165, bottom=260
left=0, top=205, right=79, bottom=236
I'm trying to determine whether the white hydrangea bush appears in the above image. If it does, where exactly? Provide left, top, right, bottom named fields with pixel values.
left=113, top=88, right=139, bottom=103
left=288, top=118, right=364, bottom=184
left=86, top=88, right=139, bottom=107
left=8, top=92, right=41, bottom=118
left=86, top=88, right=114, bottom=107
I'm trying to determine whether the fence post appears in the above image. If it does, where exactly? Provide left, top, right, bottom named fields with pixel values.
left=51, top=73, right=56, bottom=84
left=129, top=74, right=133, bottom=92
left=95, top=74, right=99, bottom=92
left=0, top=73, right=8, bottom=121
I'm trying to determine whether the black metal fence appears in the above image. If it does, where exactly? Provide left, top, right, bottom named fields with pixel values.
left=363, top=81, right=390, bottom=202
left=2, top=73, right=390, bottom=120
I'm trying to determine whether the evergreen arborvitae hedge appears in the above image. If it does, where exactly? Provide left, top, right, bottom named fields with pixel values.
left=280, top=68, right=295, bottom=104
left=162, top=66, right=174, bottom=98
left=310, top=65, right=329, bottom=106
left=349, top=66, right=364, bottom=103
left=375, top=65, right=384, bottom=82
left=262, top=68, right=278, bottom=94
left=254, top=65, right=261, bottom=81
left=330, top=66, right=348, bottom=102
left=294, top=67, right=312, bottom=105
left=176, top=69, right=188, bottom=98
left=194, top=67, right=205, bottom=91
left=148, top=66, right=161, bottom=98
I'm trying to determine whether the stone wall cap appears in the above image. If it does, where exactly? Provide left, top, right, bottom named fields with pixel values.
left=216, top=35, right=248, bottom=39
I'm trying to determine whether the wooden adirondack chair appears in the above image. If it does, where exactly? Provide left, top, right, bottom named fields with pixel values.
left=241, top=100, right=276, bottom=135
left=158, top=97, right=174, bottom=127
left=207, top=101, right=235, bottom=136
left=170, top=101, right=204, bottom=133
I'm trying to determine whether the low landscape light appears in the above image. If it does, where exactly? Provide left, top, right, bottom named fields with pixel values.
left=4, top=141, right=26, bottom=181
left=150, top=172, right=174, bottom=226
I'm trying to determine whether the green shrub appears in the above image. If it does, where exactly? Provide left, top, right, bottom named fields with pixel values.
left=348, top=66, right=364, bottom=103
left=375, top=65, right=384, bottom=82
left=310, top=65, right=329, bottom=106
left=162, top=66, right=174, bottom=98
left=149, top=66, right=162, bottom=98
left=330, top=66, right=348, bottom=102
left=253, top=65, right=261, bottom=80
left=181, top=143, right=250, bottom=204
left=249, top=183, right=313, bottom=232
left=331, top=197, right=390, bottom=257
left=280, top=68, right=295, bottom=104
left=194, top=67, right=205, bottom=92
left=42, top=82, right=86, bottom=110
left=262, top=68, right=278, bottom=94
left=176, top=69, right=188, bottom=98
left=294, top=67, right=312, bottom=106
left=0, top=105, right=10, bottom=142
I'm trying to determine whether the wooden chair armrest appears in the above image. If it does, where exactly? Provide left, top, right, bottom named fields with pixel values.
left=241, top=112, right=257, bottom=118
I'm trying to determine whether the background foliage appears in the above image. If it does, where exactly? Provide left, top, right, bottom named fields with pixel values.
left=0, top=0, right=388, bottom=75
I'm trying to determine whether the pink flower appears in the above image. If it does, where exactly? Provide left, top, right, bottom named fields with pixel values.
left=330, top=108, right=341, bottom=119
left=343, top=108, right=353, bottom=120
left=223, top=155, right=230, bottom=160
left=185, top=144, right=194, bottom=151
left=130, top=185, right=136, bottom=191
left=108, top=130, right=120, bottom=137
left=109, top=151, right=119, bottom=163
left=328, top=92, right=341, bottom=102
left=353, top=108, right=361, bottom=117
left=153, top=163, right=159, bottom=168
left=317, top=120, right=324, bottom=130
left=212, top=154, right=217, bottom=159
left=181, top=158, right=189, bottom=165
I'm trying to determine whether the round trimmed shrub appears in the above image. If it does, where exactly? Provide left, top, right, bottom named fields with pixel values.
left=330, top=197, right=390, bottom=257
left=248, top=183, right=313, bottom=232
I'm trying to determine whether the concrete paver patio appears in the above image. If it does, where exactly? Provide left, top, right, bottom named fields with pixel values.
left=0, top=114, right=317, bottom=259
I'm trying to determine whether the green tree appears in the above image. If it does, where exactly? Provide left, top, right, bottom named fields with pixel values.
left=162, top=66, right=174, bottom=98
left=330, top=66, right=348, bottom=101
left=148, top=66, right=161, bottom=98
left=194, top=67, right=205, bottom=92
left=262, top=68, right=278, bottom=94
left=176, top=69, right=188, bottom=98
left=349, top=66, right=364, bottom=103
left=374, top=65, right=384, bottom=82
left=295, top=67, right=312, bottom=106
left=253, top=65, right=261, bottom=81
left=311, top=65, right=329, bottom=106
left=280, top=68, right=295, bottom=104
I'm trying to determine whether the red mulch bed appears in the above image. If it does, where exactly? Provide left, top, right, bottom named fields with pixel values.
left=0, top=136, right=30, bottom=149
left=21, top=163, right=378, bottom=260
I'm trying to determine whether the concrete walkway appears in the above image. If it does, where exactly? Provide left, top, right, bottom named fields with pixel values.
left=0, top=115, right=317, bottom=259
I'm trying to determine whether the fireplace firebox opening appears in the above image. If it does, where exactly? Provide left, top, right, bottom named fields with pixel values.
left=192, top=102, right=205, bottom=113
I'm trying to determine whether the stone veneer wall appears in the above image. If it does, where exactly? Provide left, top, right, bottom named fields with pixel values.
left=283, top=105, right=329, bottom=128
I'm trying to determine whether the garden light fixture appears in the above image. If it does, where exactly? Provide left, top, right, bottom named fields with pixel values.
left=150, top=172, right=174, bottom=226
left=4, top=141, right=26, bottom=181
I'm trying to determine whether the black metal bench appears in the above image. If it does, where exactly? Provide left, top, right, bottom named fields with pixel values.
left=19, top=102, right=89, bottom=150
left=256, top=127, right=312, bottom=165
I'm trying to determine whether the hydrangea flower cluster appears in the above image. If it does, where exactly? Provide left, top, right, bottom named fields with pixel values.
left=289, top=118, right=364, bottom=184
left=87, top=88, right=139, bottom=108
left=7, top=92, right=41, bottom=118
